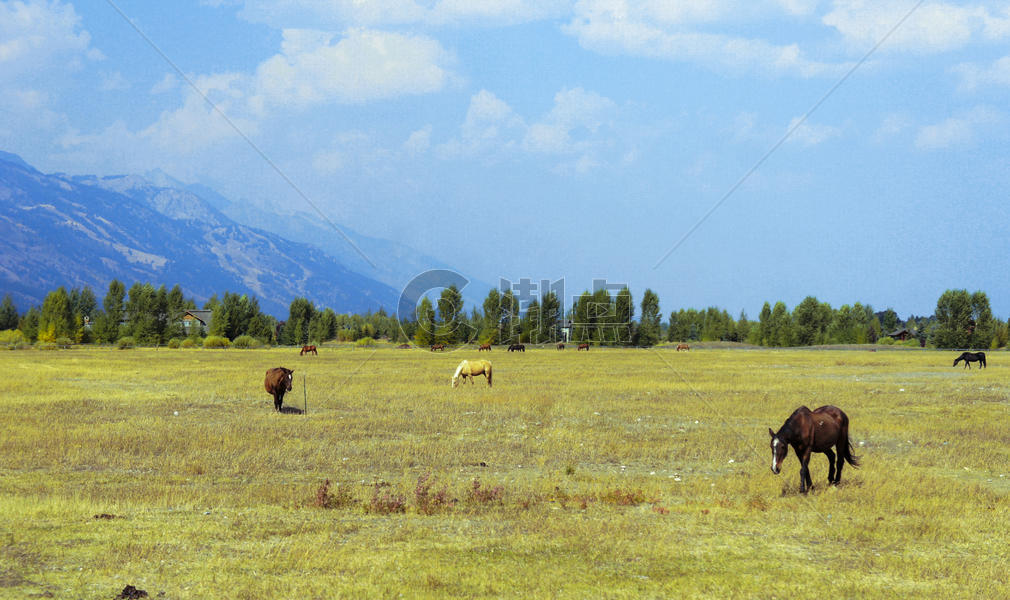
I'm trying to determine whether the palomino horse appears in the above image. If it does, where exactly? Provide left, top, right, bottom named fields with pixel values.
left=557, top=342, right=565, bottom=350
left=577, top=343, right=589, bottom=351
left=452, top=359, right=492, bottom=388
left=676, top=343, right=690, bottom=352
left=769, top=405, right=859, bottom=494
left=508, top=344, right=525, bottom=352
left=430, top=343, right=446, bottom=352
left=479, top=343, right=492, bottom=351
left=953, top=351, right=986, bottom=369
left=264, top=367, right=294, bottom=412
left=300, top=345, right=317, bottom=355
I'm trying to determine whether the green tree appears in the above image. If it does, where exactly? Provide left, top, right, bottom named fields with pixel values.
left=413, top=296, right=436, bottom=346
left=932, top=289, right=992, bottom=349
left=521, top=298, right=541, bottom=343
left=282, top=297, right=315, bottom=345
left=437, top=285, right=465, bottom=344
left=500, top=289, right=520, bottom=344
left=0, top=294, right=18, bottom=330
left=481, top=289, right=503, bottom=343
left=793, top=296, right=832, bottom=346
left=540, top=291, right=561, bottom=342
left=614, top=287, right=634, bottom=345
left=19, top=306, right=41, bottom=342
left=756, top=302, right=772, bottom=346
left=637, top=289, right=661, bottom=347
left=38, top=287, right=74, bottom=342
left=880, top=308, right=899, bottom=334
left=767, top=301, right=793, bottom=347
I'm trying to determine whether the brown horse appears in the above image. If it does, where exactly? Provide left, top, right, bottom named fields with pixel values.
left=479, top=343, right=492, bottom=351
left=430, top=343, right=446, bottom=352
left=577, top=343, right=589, bottom=351
left=557, top=342, right=565, bottom=350
left=300, top=345, right=317, bottom=355
left=452, top=359, right=492, bottom=388
left=676, top=343, right=690, bottom=352
left=397, top=343, right=411, bottom=349
left=264, top=367, right=294, bottom=412
left=769, top=405, right=859, bottom=494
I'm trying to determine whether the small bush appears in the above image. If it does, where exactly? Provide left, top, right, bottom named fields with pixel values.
left=232, top=335, right=262, bottom=349
left=466, top=479, right=504, bottom=505
left=414, top=473, right=454, bottom=515
left=37, top=342, right=59, bottom=351
left=117, top=336, right=136, bottom=349
left=0, top=330, right=28, bottom=350
left=203, top=335, right=231, bottom=349
left=877, top=337, right=895, bottom=346
left=600, top=488, right=648, bottom=506
left=54, top=337, right=73, bottom=348
left=310, top=480, right=355, bottom=509
left=167, top=338, right=182, bottom=349
left=367, top=484, right=406, bottom=514
left=180, top=338, right=198, bottom=348
left=355, top=336, right=376, bottom=347
left=900, top=339, right=920, bottom=348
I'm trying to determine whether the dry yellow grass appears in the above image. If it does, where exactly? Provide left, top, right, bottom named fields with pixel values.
left=1, top=345, right=1008, bottom=598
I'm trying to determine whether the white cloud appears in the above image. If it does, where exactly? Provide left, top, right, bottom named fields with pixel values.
left=522, top=87, right=615, bottom=153
left=0, top=0, right=93, bottom=78
left=238, top=0, right=571, bottom=27
left=873, top=112, right=913, bottom=142
left=403, top=125, right=433, bottom=154
left=914, top=106, right=1003, bottom=149
left=823, top=1, right=1010, bottom=54
left=100, top=71, right=130, bottom=92
left=249, top=28, right=455, bottom=110
left=151, top=73, right=179, bottom=95
left=786, top=116, right=842, bottom=145
left=563, top=0, right=844, bottom=77
left=953, top=55, right=1010, bottom=91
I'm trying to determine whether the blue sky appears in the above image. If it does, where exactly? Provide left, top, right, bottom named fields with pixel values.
left=3, top=0, right=1010, bottom=319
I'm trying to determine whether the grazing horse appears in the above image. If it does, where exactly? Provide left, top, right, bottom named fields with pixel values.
left=264, top=367, right=294, bottom=412
left=397, top=343, right=411, bottom=349
left=430, top=343, right=446, bottom=352
left=479, top=343, right=492, bottom=352
left=953, top=351, right=986, bottom=369
left=300, top=345, right=317, bottom=356
left=676, top=343, right=690, bottom=352
left=508, top=344, right=525, bottom=352
left=452, top=359, right=492, bottom=388
left=557, top=342, right=565, bottom=350
left=769, top=405, right=859, bottom=494
left=577, top=343, right=589, bottom=351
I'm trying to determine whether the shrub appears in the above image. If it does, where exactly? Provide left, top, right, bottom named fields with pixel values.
left=466, top=479, right=504, bottom=505
left=117, top=336, right=136, bottom=349
left=355, top=336, right=376, bottom=347
left=167, top=338, right=182, bottom=349
left=310, top=480, right=355, bottom=509
left=54, top=337, right=73, bottom=348
left=180, top=338, right=198, bottom=348
left=877, top=337, right=895, bottom=346
left=367, top=484, right=406, bottom=514
left=0, top=330, right=27, bottom=349
left=203, top=335, right=231, bottom=349
left=37, top=342, right=60, bottom=351
left=414, top=473, right=454, bottom=515
left=232, top=335, right=262, bottom=349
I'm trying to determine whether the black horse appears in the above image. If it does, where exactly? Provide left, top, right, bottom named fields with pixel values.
left=769, top=405, right=859, bottom=494
left=507, top=344, right=525, bottom=352
left=953, top=351, right=986, bottom=369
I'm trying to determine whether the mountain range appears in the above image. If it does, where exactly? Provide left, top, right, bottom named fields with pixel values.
left=0, top=151, right=410, bottom=316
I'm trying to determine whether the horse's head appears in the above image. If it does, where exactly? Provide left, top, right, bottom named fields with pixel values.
left=769, top=428, right=787, bottom=474
left=284, top=368, right=294, bottom=391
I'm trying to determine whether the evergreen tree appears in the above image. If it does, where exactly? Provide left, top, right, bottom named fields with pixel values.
left=614, top=287, right=634, bottom=345
left=757, top=302, right=772, bottom=346
left=283, top=297, right=315, bottom=345
left=0, top=294, right=18, bottom=330
left=933, top=289, right=976, bottom=348
left=540, top=291, right=561, bottom=343
left=38, top=287, right=74, bottom=342
left=19, top=307, right=40, bottom=342
left=637, top=289, right=661, bottom=347
left=437, top=285, right=464, bottom=344
left=481, top=289, right=502, bottom=343
left=500, top=289, right=520, bottom=344
left=793, top=296, right=832, bottom=346
left=414, top=296, right=436, bottom=346
left=880, top=308, right=899, bottom=334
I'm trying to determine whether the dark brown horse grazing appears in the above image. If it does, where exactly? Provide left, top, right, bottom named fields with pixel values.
left=557, top=342, right=565, bottom=350
left=507, top=344, right=525, bottom=352
left=397, top=343, right=411, bottom=349
left=577, top=343, right=589, bottom=351
left=300, top=345, right=317, bottom=356
left=430, top=343, right=446, bottom=352
left=676, top=343, right=690, bottom=352
left=479, top=343, right=492, bottom=351
left=264, top=367, right=294, bottom=412
left=953, top=351, right=986, bottom=369
left=769, top=405, right=859, bottom=494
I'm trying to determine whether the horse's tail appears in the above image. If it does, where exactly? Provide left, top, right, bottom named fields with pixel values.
left=840, top=415, right=860, bottom=468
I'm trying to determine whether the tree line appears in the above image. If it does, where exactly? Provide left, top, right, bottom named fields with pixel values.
left=1, top=281, right=1005, bottom=350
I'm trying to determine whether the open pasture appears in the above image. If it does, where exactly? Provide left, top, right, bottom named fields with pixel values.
left=1, top=346, right=1008, bottom=598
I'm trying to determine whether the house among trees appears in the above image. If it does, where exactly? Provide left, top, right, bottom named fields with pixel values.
left=182, top=310, right=213, bottom=336
left=887, top=328, right=913, bottom=341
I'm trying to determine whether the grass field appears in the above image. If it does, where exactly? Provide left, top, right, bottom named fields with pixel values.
left=1, top=345, right=1008, bottom=598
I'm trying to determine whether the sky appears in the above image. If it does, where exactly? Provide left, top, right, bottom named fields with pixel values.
left=3, top=0, right=1010, bottom=319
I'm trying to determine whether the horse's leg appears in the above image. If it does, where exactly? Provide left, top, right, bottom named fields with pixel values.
left=799, top=449, right=812, bottom=493
left=273, top=392, right=281, bottom=411
left=824, top=449, right=836, bottom=483
left=833, top=443, right=844, bottom=484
